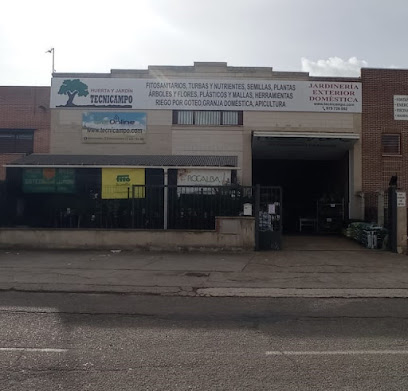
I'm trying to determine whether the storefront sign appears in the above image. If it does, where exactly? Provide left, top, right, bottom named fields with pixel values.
left=23, top=168, right=75, bottom=193
left=101, top=168, right=145, bottom=199
left=82, top=112, right=146, bottom=143
left=177, top=169, right=231, bottom=194
left=394, top=95, right=408, bottom=120
left=51, top=78, right=361, bottom=113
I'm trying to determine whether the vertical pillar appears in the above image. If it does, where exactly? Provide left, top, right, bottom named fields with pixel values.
left=131, top=185, right=135, bottom=228
left=348, top=149, right=354, bottom=219
left=396, top=191, right=407, bottom=254
left=360, top=192, right=365, bottom=221
left=388, top=186, right=398, bottom=252
left=254, top=184, right=260, bottom=251
left=163, top=168, right=168, bottom=230
left=377, top=191, right=385, bottom=227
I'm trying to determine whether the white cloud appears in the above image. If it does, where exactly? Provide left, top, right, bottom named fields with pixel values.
left=2, top=0, right=408, bottom=86
left=301, top=57, right=368, bottom=77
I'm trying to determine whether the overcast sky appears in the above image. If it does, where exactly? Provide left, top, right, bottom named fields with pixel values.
left=1, top=0, right=407, bottom=86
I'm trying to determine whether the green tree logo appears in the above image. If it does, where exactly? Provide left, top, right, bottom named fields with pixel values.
left=58, top=79, right=89, bottom=106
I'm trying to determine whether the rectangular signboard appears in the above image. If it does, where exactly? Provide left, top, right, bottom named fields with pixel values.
left=101, top=168, right=145, bottom=199
left=82, top=112, right=146, bottom=143
left=177, top=169, right=231, bottom=194
left=23, top=168, right=75, bottom=193
left=397, top=191, right=406, bottom=207
left=394, top=95, right=408, bottom=120
left=51, top=78, right=361, bottom=113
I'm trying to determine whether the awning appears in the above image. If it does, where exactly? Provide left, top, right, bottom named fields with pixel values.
left=252, top=131, right=359, bottom=160
left=5, top=154, right=239, bottom=169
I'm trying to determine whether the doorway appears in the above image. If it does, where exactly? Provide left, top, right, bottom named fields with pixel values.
left=253, top=157, right=348, bottom=233
left=252, top=132, right=358, bottom=237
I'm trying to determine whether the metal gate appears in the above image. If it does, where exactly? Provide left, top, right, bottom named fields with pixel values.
left=255, top=185, right=283, bottom=250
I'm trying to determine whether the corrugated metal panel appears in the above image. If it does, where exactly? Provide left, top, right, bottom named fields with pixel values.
left=6, top=154, right=238, bottom=168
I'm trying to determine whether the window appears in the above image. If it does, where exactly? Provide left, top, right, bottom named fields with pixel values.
left=382, top=134, right=401, bottom=155
left=0, top=130, right=34, bottom=153
left=176, top=111, right=193, bottom=125
left=173, top=111, right=243, bottom=126
left=195, top=111, right=221, bottom=125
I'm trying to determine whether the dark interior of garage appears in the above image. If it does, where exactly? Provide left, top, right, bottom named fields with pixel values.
left=253, top=157, right=349, bottom=233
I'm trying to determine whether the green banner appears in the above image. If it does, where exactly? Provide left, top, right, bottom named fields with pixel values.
left=23, top=168, right=75, bottom=193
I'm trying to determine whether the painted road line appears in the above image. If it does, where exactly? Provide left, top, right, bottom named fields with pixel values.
left=0, top=348, right=67, bottom=353
left=266, top=350, right=408, bottom=356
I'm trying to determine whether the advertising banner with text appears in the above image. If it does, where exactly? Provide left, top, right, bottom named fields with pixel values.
left=102, top=168, right=145, bottom=199
left=51, top=78, right=361, bottom=113
left=394, top=95, right=408, bottom=120
left=23, top=168, right=75, bottom=193
left=82, top=112, right=146, bottom=143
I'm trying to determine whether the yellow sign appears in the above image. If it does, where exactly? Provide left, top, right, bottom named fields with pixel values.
left=102, top=168, right=145, bottom=199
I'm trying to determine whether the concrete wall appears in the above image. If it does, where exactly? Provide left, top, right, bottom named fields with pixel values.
left=172, top=127, right=245, bottom=184
left=350, top=137, right=363, bottom=219
left=244, top=111, right=358, bottom=133
left=0, top=217, right=255, bottom=251
left=49, top=63, right=362, bottom=211
left=50, top=109, right=362, bottom=188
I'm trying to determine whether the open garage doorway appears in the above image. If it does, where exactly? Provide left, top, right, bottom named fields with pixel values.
left=252, top=132, right=359, bottom=236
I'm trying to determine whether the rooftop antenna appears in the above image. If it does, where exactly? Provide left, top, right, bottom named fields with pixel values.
left=46, top=48, right=55, bottom=74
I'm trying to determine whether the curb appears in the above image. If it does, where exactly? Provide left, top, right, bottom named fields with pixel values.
left=195, top=288, right=408, bottom=298
left=1, top=285, right=408, bottom=298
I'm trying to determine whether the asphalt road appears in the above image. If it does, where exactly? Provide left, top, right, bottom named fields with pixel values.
left=0, top=293, right=407, bottom=390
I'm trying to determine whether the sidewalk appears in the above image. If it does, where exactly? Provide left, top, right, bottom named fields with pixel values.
left=1, top=236, right=407, bottom=298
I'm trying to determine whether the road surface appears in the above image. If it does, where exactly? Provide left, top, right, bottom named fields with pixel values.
left=0, top=293, right=407, bottom=390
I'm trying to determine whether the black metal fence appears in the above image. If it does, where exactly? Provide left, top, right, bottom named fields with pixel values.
left=0, top=184, right=255, bottom=230
left=131, top=185, right=255, bottom=230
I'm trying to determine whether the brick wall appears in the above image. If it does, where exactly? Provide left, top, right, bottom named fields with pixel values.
left=0, top=86, right=50, bottom=179
left=362, top=69, right=408, bottom=195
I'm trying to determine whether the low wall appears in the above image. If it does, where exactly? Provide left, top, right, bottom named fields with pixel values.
left=0, top=217, right=255, bottom=251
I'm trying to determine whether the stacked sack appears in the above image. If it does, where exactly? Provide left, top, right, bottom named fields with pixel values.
left=343, top=222, right=387, bottom=249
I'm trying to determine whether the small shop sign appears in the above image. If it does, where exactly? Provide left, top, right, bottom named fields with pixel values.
left=177, top=169, right=231, bottom=194
left=396, top=191, right=406, bottom=207
left=22, top=168, right=75, bottom=193
left=101, top=168, right=145, bottom=199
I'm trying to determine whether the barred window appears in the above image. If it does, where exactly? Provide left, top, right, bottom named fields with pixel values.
left=382, top=134, right=401, bottom=155
left=173, top=111, right=243, bottom=126
left=195, top=111, right=220, bottom=125
left=222, top=111, right=239, bottom=125
left=176, top=111, right=193, bottom=125
left=0, top=130, right=34, bottom=153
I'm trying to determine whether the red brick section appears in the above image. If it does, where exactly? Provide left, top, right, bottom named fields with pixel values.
left=0, top=86, right=50, bottom=179
left=362, top=69, right=408, bottom=196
